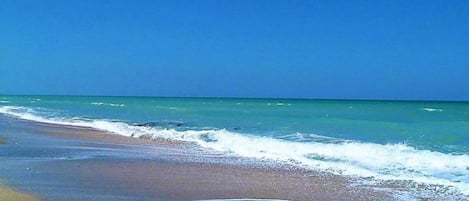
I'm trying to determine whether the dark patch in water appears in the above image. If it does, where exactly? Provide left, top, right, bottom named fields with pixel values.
left=135, top=121, right=184, bottom=128
left=200, top=133, right=217, bottom=142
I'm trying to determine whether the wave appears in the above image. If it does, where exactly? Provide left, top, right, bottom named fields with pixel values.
left=0, top=101, right=11, bottom=103
left=91, top=102, right=125, bottom=107
left=0, top=105, right=468, bottom=196
left=266, top=103, right=291, bottom=106
left=420, top=107, right=444, bottom=112
left=134, top=121, right=184, bottom=127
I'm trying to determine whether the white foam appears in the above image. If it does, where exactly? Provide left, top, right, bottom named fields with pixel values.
left=420, top=108, right=444, bottom=112
left=91, top=102, right=125, bottom=107
left=0, top=105, right=468, bottom=196
left=28, top=98, right=41, bottom=102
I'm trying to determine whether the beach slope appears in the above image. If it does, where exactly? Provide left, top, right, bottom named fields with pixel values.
left=0, top=116, right=392, bottom=201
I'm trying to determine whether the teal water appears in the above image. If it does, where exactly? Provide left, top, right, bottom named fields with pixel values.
left=1, top=95, right=468, bottom=153
left=1, top=95, right=468, bottom=196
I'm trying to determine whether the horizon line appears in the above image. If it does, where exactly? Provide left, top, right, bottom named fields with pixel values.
left=1, top=93, right=468, bottom=103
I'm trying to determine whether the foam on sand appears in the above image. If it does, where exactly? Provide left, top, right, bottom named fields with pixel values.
left=0, top=105, right=468, bottom=197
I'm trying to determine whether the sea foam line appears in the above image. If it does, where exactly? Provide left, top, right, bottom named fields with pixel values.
left=0, top=105, right=468, bottom=197
left=91, top=102, right=125, bottom=107
left=420, top=107, right=444, bottom=112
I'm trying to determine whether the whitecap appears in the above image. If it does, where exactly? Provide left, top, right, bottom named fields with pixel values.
left=91, top=102, right=124, bottom=107
left=420, top=108, right=443, bottom=112
left=109, top=103, right=125, bottom=107
left=0, top=105, right=468, bottom=196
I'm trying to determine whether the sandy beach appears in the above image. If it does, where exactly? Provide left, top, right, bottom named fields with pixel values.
left=0, top=115, right=397, bottom=201
left=3, top=0, right=469, bottom=199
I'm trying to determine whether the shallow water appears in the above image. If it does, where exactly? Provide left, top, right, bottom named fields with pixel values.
left=0, top=95, right=468, bottom=198
left=0, top=116, right=389, bottom=201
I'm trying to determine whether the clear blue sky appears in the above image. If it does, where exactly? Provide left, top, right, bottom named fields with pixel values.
left=1, top=0, right=468, bottom=100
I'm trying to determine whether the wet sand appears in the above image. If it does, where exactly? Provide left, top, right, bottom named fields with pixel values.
left=0, top=183, right=40, bottom=201
left=53, top=158, right=391, bottom=201
left=2, top=137, right=38, bottom=201
left=0, top=116, right=394, bottom=201
left=0, top=133, right=39, bottom=200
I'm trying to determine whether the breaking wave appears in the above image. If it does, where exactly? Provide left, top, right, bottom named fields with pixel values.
left=91, top=102, right=125, bottom=107
left=0, top=105, right=468, bottom=196
left=420, top=107, right=444, bottom=112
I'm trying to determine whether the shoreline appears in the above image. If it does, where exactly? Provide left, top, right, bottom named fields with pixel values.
left=0, top=115, right=393, bottom=200
left=0, top=135, right=40, bottom=201
left=1, top=115, right=467, bottom=200
left=0, top=182, right=40, bottom=201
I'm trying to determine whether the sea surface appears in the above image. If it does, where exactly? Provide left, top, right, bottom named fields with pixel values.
left=1, top=95, right=468, bottom=198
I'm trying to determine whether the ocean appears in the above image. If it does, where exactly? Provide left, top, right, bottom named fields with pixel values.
left=0, top=95, right=468, bottom=197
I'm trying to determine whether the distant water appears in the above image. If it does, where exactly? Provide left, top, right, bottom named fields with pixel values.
left=1, top=95, right=468, bottom=196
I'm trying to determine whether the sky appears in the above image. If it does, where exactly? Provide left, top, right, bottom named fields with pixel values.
left=1, top=0, right=468, bottom=100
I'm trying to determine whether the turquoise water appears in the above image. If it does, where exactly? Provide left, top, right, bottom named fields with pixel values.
left=1, top=95, right=468, bottom=153
left=1, top=95, right=468, bottom=196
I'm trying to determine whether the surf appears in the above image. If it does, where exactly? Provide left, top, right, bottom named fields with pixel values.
left=0, top=105, right=468, bottom=197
